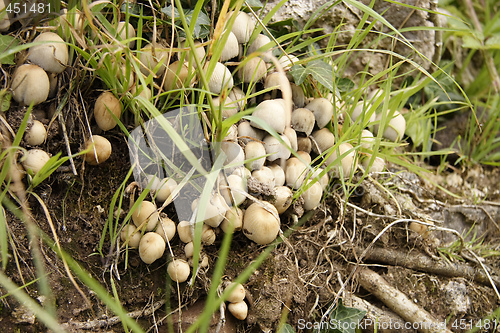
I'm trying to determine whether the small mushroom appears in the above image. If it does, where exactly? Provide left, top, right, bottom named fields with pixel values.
left=224, top=124, right=238, bottom=142
left=251, top=166, right=275, bottom=188
left=220, top=174, right=247, bottom=206
left=291, top=108, right=315, bottom=136
left=221, top=141, right=245, bottom=173
left=325, top=142, right=358, bottom=178
left=194, top=193, right=228, bottom=228
left=283, top=127, right=298, bottom=152
left=139, top=232, right=166, bottom=264
left=94, top=91, right=122, bottom=131
left=297, top=137, right=312, bottom=154
left=290, top=83, right=306, bottom=108
left=305, top=98, right=333, bottom=129
left=28, top=32, right=68, bottom=74
left=116, top=21, right=136, bottom=48
left=350, top=101, right=376, bottom=125
left=167, top=259, right=191, bottom=282
left=228, top=87, right=247, bottom=111
left=251, top=100, right=287, bottom=134
left=11, top=64, right=50, bottom=106
left=201, top=224, right=216, bottom=245
left=263, top=135, right=291, bottom=162
left=272, top=185, right=293, bottom=214
left=22, top=149, right=50, bottom=175
left=242, top=201, right=280, bottom=245
left=214, top=95, right=238, bottom=119
left=0, top=0, right=13, bottom=32
left=311, top=128, right=335, bottom=155
left=154, top=177, right=177, bottom=203
left=164, top=61, right=194, bottom=91
left=84, top=135, right=112, bottom=165
left=238, top=56, right=267, bottom=83
left=268, top=164, right=285, bottom=187
left=205, top=62, right=234, bottom=94
left=309, top=168, right=329, bottom=190
left=409, top=221, right=431, bottom=238
left=221, top=206, right=243, bottom=233
left=226, top=282, right=246, bottom=303
left=132, top=200, right=159, bottom=231
left=285, top=157, right=308, bottom=190
left=155, top=213, right=176, bottom=242
left=229, top=11, right=255, bottom=44
left=219, top=31, right=240, bottom=62
left=184, top=242, right=194, bottom=258
left=228, top=301, right=248, bottom=320
left=244, top=141, right=266, bottom=171
left=374, top=109, right=406, bottom=142
left=302, top=182, right=323, bottom=211
left=139, top=43, right=169, bottom=76
left=238, top=121, right=264, bottom=144
left=25, top=120, right=47, bottom=146
left=360, top=129, right=375, bottom=149
left=177, top=220, right=192, bottom=243
left=247, top=34, right=273, bottom=61
left=177, top=40, right=205, bottom=68
left=277, top=54, right=299, bottom=71
left=232, top=166, right=251, bottom=179
left=361, top=154, right=385, bottom=174
left=120, top=224, right=142, bottom=248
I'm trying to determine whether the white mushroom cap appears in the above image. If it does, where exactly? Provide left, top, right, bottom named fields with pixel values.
left=242, top=201, right=280, bottom=245
left=325, top=142, right=358, bottom=178
left=305, top=98, right=333, bottom=129
left=237, top=121, right=265, bottom=144
left=195, top=193, right=228, bottom=228
left=0, top=0, right=13, bottom=32
left=116, top=21, right=136, bottom=48
left=247, top=34, right=273, bottom=61
left=360, top=129, right=375, bottom=150
left=226, top=282, right=246, bottom=303
left=84, top=135, right=112, bottom=165
left=154, top=177, right=177, bottom=203
left=25, top=120, right=47, bottom=146
left=184, top=242, right=195, bottom=258
left=374, top=109, right=406, bottom=142
left=228, top=87, right=247, bottom=111
left=272, top=185, right=293, bottom=214
left=28, top=32, right=68, bottom=73
left=263, top=135, right=292, bottom=162
left=232, top=166, right=252, bottom=179
left=167, top=259, right=191, bottom=282
left=244, top=141, right=266, bottom=171
left=139, top=43, right=169, bottom=76
left=177, top=220, right=192, bottom=243
left=268, top=164, right=285, bottom=187
left=297, top=137, right=312, bottom=153
left=292, top=108, right=315, bottom=136
left=219, top=31, right=240, bottom=62
left=11, top=64, right=50, bottom=106
left=285, top=157, right=308, bottom=189
left=296, top=151, right=312, bottom=164
left=164, top=61, right=194, bottom=91
left=361, top=154, right=385, bottom=174
left=351, top=101, right=376, bottom=125
left=220, top=174, right=247, bottom=206
left=251, top=100, right=287, bottom=134
left=201, top=224, right=216, bottom=245
left=238, top=56, right=267, bottom=83
left=120, top=224, right=142, bottom=248
left=290, top=83, right=306, bottom=108
left=132, top=200, right=159, bottom=231
left=177, top=40, right=205, bottom=68
left=283, top=127, right=298, bottom=152
left=251, top=166, right=275, bottom=188
left=221, top=141, right=245, bottom=173
left=302, top=182, right=323, bottom=211
left=206, top=62, right=234, bottom=94
left=224, top=124, right=238, bottom=142
left=155, top=213, right=176, bottom=242
left=309, top=168, right=329, bottom=190
left=22, top=149, right=50, bottom=175
left=311, top=128, right=335, bottom=154
left=278, top=54, right=299, bottom=71
left=214, top=96, right=238, bottom=119
left=221, top=206, right=243, bottom=233
left=228, top=301, right=248, bottom=320
left=229, top=11, right=255, bottom=44
left=139, top=232, right=166, bottom=264
left=94, top=91, right=122, bottom=131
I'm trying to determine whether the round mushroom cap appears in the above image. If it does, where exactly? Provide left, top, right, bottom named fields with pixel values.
left=25, top=120, right=47, bottom=146
left=374, top=110, right=406, bottom=142
left=226, top=282, right=246, bottom=303
left=84, top=135, right=112, bottom=165
left=139, top=232, right=166, bottom=264
left=167, top=259, right=191, bottom=282
left=252, top=166, right=275, bottom=188
left=229, top=11, right=255, bottom=44
left=251, top=100, right=287, bottom=134
left=272, top=185, right=293, bottom=214
left=116, top=21, right=136, bottom=48
left=155, top=214, right=176, bottom=242
left=311, top=128, right=335, bottom=154
left=120, top=224, right=142, bottom=248
left=242, top=201, right=280, bottom=245
left=238, top=56, right=267, bottom=83
left=247, top=34, right=273, bottom=61
left=28, top=32, right=68, bottom=73
left=302, top=182, right=323, bottom=211
left=11, top=64, right=50, bottom=106
left=263, top=135, right=292, bottom=162
left=132, top=200, right=159, bottom=231
left=305, top=98, right=333, bottom=129
left=221, top=206, right=243, bottom=233
left=139, top=43, right=169, bottom=76
left=22, top=149, right=50, bottom=175
left=164, top=61, right=194, bottom=91
left=94, top=91, right=122, bottom=131
left=244, top=141, right=266, bottom=171
left=219, top=31, right=239, bottom=62
left=291, top=108, right=315, bottom=136
left=206, top=62, right=234, bottom=94
left=228, top=301, right=248, bottom=320
left=325, top=142, right=358, bottom=178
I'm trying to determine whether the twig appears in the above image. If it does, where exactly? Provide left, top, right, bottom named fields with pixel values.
left=61, top=299, right=165, bottom=330
left=356, top=267, right=453, bottom=333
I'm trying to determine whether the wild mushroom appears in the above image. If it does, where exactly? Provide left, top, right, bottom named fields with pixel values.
left=221, top=206, right=243, bottom=233
left=302, top=182, right=323, bottom=211
left=290, top=83, right=306, bottom=108
left=221, top=141, right=245, bottom=173
left=297, top=137, right=312, bottom=154
left=262, top=134, right=292, bottom=163
left=177, top=40, right=205, bottom=68
left=285, top=157, right=308, bottom=190
left=220, top=174, right=247, bottom=206
left=229, top=11, right=255, bottom=44
left=0, top=0, right=13, bottom=32
left=237, top=121, right=264, bottom=144
left=305, top=98, right=333, bottom=129
left=201, top=224, right=216, bottom=245
left=184, top=242, right=194, bottom=258
left=325, top=142, right=358, bottom=178
left=244, top=141, right=266, bottom=171
left=139, top=232, right=166, bottom=264
left=247, top=34, right=273, bottom=61
left=228, top=87, right=247, bottom=111
left=311, top=128, right=335, bottom=154
left=228, top=301, right=248, bottom=320
left=251, top=166, right=275, bottom=188
left=251, top=99, right=287, bottom=134
left=219, top=31, right=240, bottom=62
left=177, top=220, right=192, bottom=243
left=22, top=149, right=50, bottom=175
left=84, top=135, right=112, bottom=165
left=361, top=154, right=385, bottom=174
left=284, top=127, right=298, bottom=152
left=11, top=64, right=50, bottom=106
left=155, top=213, right=176, bottom=242
left=153, top=177, right=177, bottom=203
left=272, top=185, right=293, bottom=214
left=226, top=282, right=246, bottom=303
left=120, top=224, right=142, bottom=248
left=139, top=43, right=169, bottom=76
left=132, top=200, right=159, bottom=231
left=351, top=101, right=376, bottom=125
left=214, top=95, right=238, bottom=119
left=238, top=56, right=267, bottom=83
left=205, top=62, right=234, bottom=94
left=374, top=109, right=406, bottom=142
left=193, top=193, right=228, bottom=228
left=25, top=120, right=47, bottom=146
left=94, top=91, right=122, bottom=131
left=116, top=21, right=136, bottom=48
left=360, top=129, right=375, bottom=150
left=268, top=164, right=285, bottom=187
left=309, top=168, right=329, bottom=190
left=28, top=32, right=68, bottom=73
left=164, top=61, right=194, bottom=91
left=167, top=259, right=191, bottom=282
left=292, top=108, right=315, bottom=136
left=242, top=201, right=280, bottom=245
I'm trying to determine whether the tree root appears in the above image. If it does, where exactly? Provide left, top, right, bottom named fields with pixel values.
left=359, top=247, right=500, bottom=287
left=60, top=300, right=165, bottom=331
left=355, top=267, right=453, bottom=333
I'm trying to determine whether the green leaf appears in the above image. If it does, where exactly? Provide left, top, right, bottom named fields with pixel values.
left=161, top=6, right=210, bottom=39
left=243, top=0, right=263, bottom=10
left=315, top=299, right=366, bottom=333
left=277, top=323, right=296, bottom=333
left=0, top=90, right=11, bottom=112
left=0, top=35, right=20, bottom=65
left=335, top=78, right=355, bottom=93
left=289, top=60, right=334, bottom=92
left=485, top=35, right=500, bottom=49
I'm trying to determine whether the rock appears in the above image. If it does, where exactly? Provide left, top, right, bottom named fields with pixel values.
left=442, top=280, right=470, bottom=314
left=263, top=0, right=440, bottom=81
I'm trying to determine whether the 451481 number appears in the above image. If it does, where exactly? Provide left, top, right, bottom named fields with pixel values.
left=452, top=318, right=499, bottom=331
left=6, top=2, right=51, bottom=15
